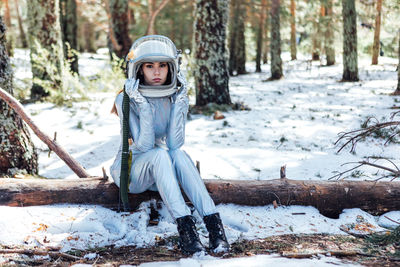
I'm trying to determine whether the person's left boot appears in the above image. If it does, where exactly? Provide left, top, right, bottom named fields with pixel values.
left=203, top=212, right=229, bottom=252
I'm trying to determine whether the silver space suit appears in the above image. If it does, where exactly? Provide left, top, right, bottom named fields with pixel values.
left=110, top=36, right=216, bottom=220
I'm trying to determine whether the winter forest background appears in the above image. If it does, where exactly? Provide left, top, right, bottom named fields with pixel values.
left=1, top=0, right=399, bottom=179
left=1, top=0, right=400, bottom=265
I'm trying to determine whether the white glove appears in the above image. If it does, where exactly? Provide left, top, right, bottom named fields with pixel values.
left=176, top=72, right=188, bottom=102
left=124, top=78, right=147, bottom=104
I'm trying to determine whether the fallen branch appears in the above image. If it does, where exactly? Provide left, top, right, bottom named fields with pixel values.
left=335, top=112, right=400, bottom=153
left=329, top=158, right=400, bottom=181
left=282, top=250, right=359, bottom=258
left=2, top=177, right=400, bottom=218
left=0, top=248, right=81, bottom=261
left=0, top=87, right=90, bottom=178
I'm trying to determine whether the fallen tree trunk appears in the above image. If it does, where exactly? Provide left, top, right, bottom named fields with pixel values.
left=1, top=177, right=399, bottom=218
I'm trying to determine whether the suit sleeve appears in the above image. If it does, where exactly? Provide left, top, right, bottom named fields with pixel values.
left=166, top=95, right=189, bottom=150
left=115, top=93, right=155, bottom=153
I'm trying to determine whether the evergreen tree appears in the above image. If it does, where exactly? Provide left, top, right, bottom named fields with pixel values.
left=27, top=0, right=65, bottom=99
left=290, top=0, right=297, bottom=60
left=394, top=30, right=400, bottom=95
left=193, top=0, right=231, bottom=106
left=228, top=0, right=246, bottom=75
left=255, top=0, right=267, bottom=72
left=15, top=0, right=28, bottom=48
left=311, top=5, right=322, bottom=61
left=109, top=0, right=132, bottom=59
left=372, top=0, right=383, bottom=65
left=341, top=0, right=359, bottom=81
left=0, top=16, right=38, bottom=176
left=269, top=0, right=282, bottom=80
left=60, top=0, right=79, bottom=75
left=324, top=0, right=335, bottom=66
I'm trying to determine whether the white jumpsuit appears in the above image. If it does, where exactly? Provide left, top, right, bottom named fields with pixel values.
left=110, top=92, right=216, bottom=219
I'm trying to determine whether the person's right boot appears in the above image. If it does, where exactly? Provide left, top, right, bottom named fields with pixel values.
left=176, top=215, right=205, bottom=255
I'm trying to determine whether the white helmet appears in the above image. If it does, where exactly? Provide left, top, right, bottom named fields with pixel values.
left=126, top=35, right=181, bottom=98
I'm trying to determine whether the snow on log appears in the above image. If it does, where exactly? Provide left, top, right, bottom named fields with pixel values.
left=1, top=177, right=399, bottom=218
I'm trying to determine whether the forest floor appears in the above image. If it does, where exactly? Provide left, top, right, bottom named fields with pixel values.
left=1, top=234, right=400, bottom=266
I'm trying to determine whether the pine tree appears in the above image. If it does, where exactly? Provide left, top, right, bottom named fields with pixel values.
left=269, top=0, right=282, bottom=80
left=108, top=0, right=132, bottom=59
left=193, top=0, right=231, bottom=106
left=14, top=0, right=28, bottom=48
left=27, top=0, right=65, bottom=99
left=0, top=16, right=38, bottom=176
left=60, top=0, right=79, bottom=75
left=324, top=0, right=335, bottom=66
left=372, top=0, right=383, bottom=65
left=341, top=0, right=359, bottom=81
left=290, top=0, right=297, bottom=60
left=393, top=30, right=400, bottom=95
left=228, top=0, right=246, bottom=75
left=255, top=0, right=267, bottom=72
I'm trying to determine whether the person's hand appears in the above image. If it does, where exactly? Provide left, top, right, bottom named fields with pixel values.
left=124, top=78, right=147, bottom=104
left=176, top=72, right=188, bottom=102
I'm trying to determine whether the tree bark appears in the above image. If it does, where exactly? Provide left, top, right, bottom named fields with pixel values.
left=60, top=0, right=79, bottom=75
left=0, top=16, right=38, bottom=176
left=1, top=177, right=400, bottom=219
left=27, top=0, right=65, bottom=100
left=393, top=30, right=400, bottom=95
left=3, top=0, right=13, bottom=56
left=255, top=0, right=265, bottom=73
left=324, top=0, right=335, bottom=66
left=108, top=0, right=132, bottom=59
left=371, top=0, right=383, bottom=65
left=193, top=0, right=231, bottom=106
left=341, top=0, right=359, bottom=81
left=269, top=0, right=282, bottom=80
left=14, top=0, right=28, bottom=48
left=0, top=87, right=89, bottom=178
left=3, top=0, right=11, bottom=27
left=228, top=0, right=246, bottom=76
left=262, top=0, right=269, bottom=64
left=312, top=5, right=323, bottom=61
left=290, top=0, right=296, bottom=60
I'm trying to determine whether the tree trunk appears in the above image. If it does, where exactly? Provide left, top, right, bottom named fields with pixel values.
left=311, top=5, right=323, bottom=61
left=3, top=0, right=11, bottom=27
left=324, top=0, right=335, bottom=66
left=27, top=0, right=64, bottom=100
left=193, top=0, right=231, bottom=106
left=0, top=16, right=38, bottom=176
left=341, top=0, right=359, bottom=81
left=255, top=0, right=267, bottom=72
left=3, top=0, right=13, bottom=56
left=262, top=0, right=269, bottom=64
left=228, top=0, right=246, bottom=75
left=290, top=0, right=296, bottom=60
left=108, top=0, right=132, bottom=59
left=269, top=0, right=282, bottom=80
left=393, top=30, right=400, bottom=95
left=60, top=0, right=79, bottom=75
left=14, top=0, right=28, bottom=48
left=2, top=177, right=400, bottom=219
left=371, top=0, right=383, bottom=65
left=145, top=0, right=170, bottom=35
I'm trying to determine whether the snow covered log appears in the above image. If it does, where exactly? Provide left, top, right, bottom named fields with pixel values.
left=1, top=177, right=399, bottom=218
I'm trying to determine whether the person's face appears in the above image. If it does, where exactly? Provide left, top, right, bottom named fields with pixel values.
left=141, top=62, right=168, bottom=86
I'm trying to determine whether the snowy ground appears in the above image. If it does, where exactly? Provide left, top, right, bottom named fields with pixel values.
left=1, top=49, right=400, bottom=266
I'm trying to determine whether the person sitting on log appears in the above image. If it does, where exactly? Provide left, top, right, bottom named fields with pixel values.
left=110, top=35, right=229, bottom=255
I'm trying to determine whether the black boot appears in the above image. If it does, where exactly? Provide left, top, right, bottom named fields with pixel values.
left=204, top=212, right=229, bottom=252
left=176, top=215, right=205, bottom=255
